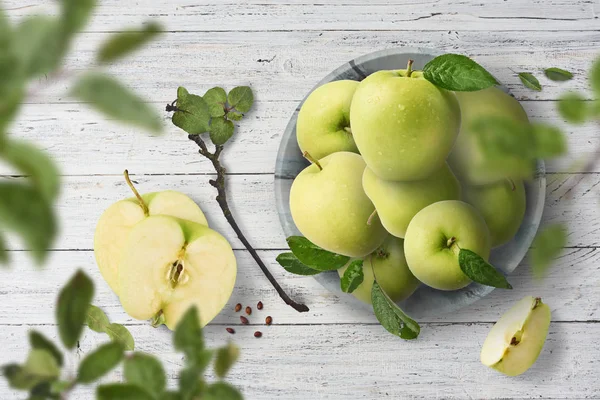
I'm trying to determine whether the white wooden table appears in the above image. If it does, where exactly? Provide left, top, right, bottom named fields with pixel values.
left=2, top=1, right=600, bottom=398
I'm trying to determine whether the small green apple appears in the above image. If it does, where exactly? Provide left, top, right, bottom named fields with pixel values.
left=297, top=80, right=359, bottom=160
left=118, top=215, right=237, bottom=329
left=363, top=162, right=461, bottom=238
left=290, top=151, right=387, bottom=257
left=404, top=200, right=491, bottom=291
left=350, top=62, right=460, bottom=181
left=463, top=179, right=526, bottom=247
left=338, top=236, right=420, bottom=304
left=448, top=87, right=530, bottom=185
left=481, top=296, right=551, bottom=376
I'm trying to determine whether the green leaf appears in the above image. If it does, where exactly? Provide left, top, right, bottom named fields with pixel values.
left=97, top=22, right=162, bottom=64
left=71, top=73, right=162, bottom=133
left=61, top=0, right=96, bottom=36
left=518, top=72, right=542, bottom=91
left=590, top=57, right=600, bottom=95
left=179, top=367, right=203, bottom=400
left=97, top=384, right=155, bottom=400
left=227, top=111, right=244, bottom=121
left=203, top=87, right=227, bottom=117
left=458, top=249, right=512, bottom=289
left=544, top=67, right=573, bottom=82
left=340, top=260, right=364, bottom=293
left=3, top=350, right=60, bottom=391
left=422, top=54, right=498, bottom=92
left=0, top=183, right=57, bottom=263
left=0, top=233, right=8, bottom=264
left=530, top=224, right=567, bottom=279
left=557, top=92, right=588, bottom=124
left=77, top=341, right=125, bottom=384
left=124, top=353, right=166, bottom=395
left=371, top=281, right=420, bottom=340
left=531, top=123, right=567, bottom=158
left=12, top=17, right=65, bottom=78
left=1, top=139, right=61, bottom=200
left=105, top=323, right=135, bottom=351
left=172, top=87, right=211, bottom=135
left=50, top=380, right=72, bottom=395
left=286, top=236, right=350, bottom=271
left=209, top=118, right=234, bottom=145
left=275, top=252, right=321, bottom=276
left=173, top=306, right=205, bottom=365
left=214, top=342, right=240, bottom=379
left=85, top=305, right=110, bottom=333
left=160, top=391, right=182, bottom=400
left=29, top=331, right=64, bottom=367
left=57, top=270, right=94, bottom=349
left=204, top=382, right=243, bottom=400
left=227, top=86, right=254, bottom=113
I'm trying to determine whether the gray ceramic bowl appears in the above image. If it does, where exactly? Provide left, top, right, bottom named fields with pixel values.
left=274, top=48, right=545, bottom=319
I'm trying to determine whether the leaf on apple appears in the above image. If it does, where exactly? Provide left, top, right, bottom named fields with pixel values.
left=275, top=252, right=321, bottom=276
left=530, top=223, right=567, bottom=279
left=340, top=260, right=364, bottom=293
left=422, top=54, right=498, bottom=92
left=371, top=281, right=420, bottom=340
left=286, top=236, right=350, bottom=270
left=458, top=249, right=512, bottom=289
left=544, top=67, right=573, bottom=82
left=518, top=72, right=542, bottom=91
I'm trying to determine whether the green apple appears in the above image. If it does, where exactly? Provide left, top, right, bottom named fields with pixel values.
left=404, top=200, right=491, bottom=291
left=463, top=179, right=526, bottom=247
left=350, top=63, right=460, bottom=181
left=338, top=236, right=420, bottom=304
left=94, top=172, right=208, bottom=294
left=481, top=296, right=551, bottom=376
left=296, top=80, right=359, bottom=160
left=118, top=215, right=236, bottom=329
left=290, top=151, right=387, bottom=257
left=448, top=87, right=530, bottom=185
left=363, top=162, right=461, bottom=238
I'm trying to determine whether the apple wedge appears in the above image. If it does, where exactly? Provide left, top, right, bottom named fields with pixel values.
left=481, top=296, right=551, bottom=376
left=118, top=215, right=236, bottom=329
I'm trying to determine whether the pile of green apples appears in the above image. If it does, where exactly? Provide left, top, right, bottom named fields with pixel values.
left=93, top=172, right=237, bottom=330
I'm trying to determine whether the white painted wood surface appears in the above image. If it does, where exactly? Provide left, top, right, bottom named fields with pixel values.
left=2, top=1, right=600, bottom=399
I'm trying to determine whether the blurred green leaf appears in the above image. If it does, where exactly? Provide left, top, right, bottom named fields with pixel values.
left=422, top=54, right=498, bottom=92
left=204, top=382, right=243, bottom=400
left=3, top=349, right=59, bottom=391
left=124, top=353, right=166, bottom=395
left=57, top=270, right=94, bottom=349
left=50, top=380, right=72, bottom=395
left=0, top=9, right=23, bottom=133
left=518, top=72, right=542, bottom=91
left=97, top=22, right=162, bottom=64
left=84, top=305, right=134, bottom=350
left=204, top=87, right=227, bottom=117
left=590, top=57, right=600, bottom=95
left=558, top=92, right=589, bottom=124
left=179, top=366, right=203, bottom=400
left=0, top=182, right=57, bottom=263
left=61, top=0, right=96, bottom=36
left=214, top=342, right=239, bottom=379
left=531, top=224, right=567, bottom=279
left=97, top=384, right=155, bottom=400
left=77, top=341, right=125, bottom=383
left=228, top=86, right=254, bottom=113
left=0, top=233, right=8, bottom=264
left=71, top=73, right=163, bottom=133
left=105, top=323, right=135, bottom=351
left=29, top=331, right=64, bottom=367
left=85, top=305, right=110, bottom=333
left=340, top=260, right=364, bottom=293
left=161, top=391, right=182, bottom=400
left=13, top=17, right=65, bottom=78
left=172, top=87, right=211, bottom=135
left=174, top=306, right=205, bottom=365
left=544, top=67, right=573, bottom=82
left=531, top=123, right=567, bottom=158
left=371, top=281, right=420, bottom=340
left=209, top=118, right=234, bottom=145
left=275, top=252, right=321, bottom=276
left=2, top=139, right=60, bottom=200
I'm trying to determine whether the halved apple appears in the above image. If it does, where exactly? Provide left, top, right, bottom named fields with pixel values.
left=94, top=172, right=208, bottom=294
left=117, top=215, right=236, bottom=329
left=481, top=296, right=551, bottom=376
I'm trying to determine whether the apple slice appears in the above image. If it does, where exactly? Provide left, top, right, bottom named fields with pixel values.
left=118, top=215, right=236, bottom=329
left=481, top=296, right=551, bottom=376
left=94, top=172, right=208, bottom=294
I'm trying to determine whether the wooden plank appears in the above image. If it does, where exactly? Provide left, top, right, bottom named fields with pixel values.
left=1, top=323, right=599, bottom=399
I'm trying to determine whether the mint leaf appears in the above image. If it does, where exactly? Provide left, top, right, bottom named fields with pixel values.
left=97, top=22, right=162, bottom=64
left=276, top=252, right=321, bottom=276
left=544, top=67, right=573, bottom=82
left=124, top=353, right=166, bottom=395
left=422, top=54, right=498, bottom=92
left=85, top=305, right=110, bottom=333
left=203, top=87, right=227, bottom=117
left=458, top=249, right=512, bottom=289
left=209, top=118, right=234, bottom=145
left=286, top=236, right=350, bottom=271
left=591, top=57, right=600, bottom=95
left=228, top=86, right=254, bottom=113
left=371, top=281, right=420, bottom=340
left=172, top=87, right=211, bottom=134
left=518, top=72, right=542, bottom=91
left=72, top=73, right=163, bottom=133
left=174, top=306, right=205, bottom=365
left=340, top=260, right=364, bottom=293
left=105, top=323, right=135, bottom=351
left=204, top=382, right=243, bottom=400
left=57, top=270, right=94, bottom=349
left=557, top=92, right=588, bottom=124
left=214, top=342, right=240, bottom=379
left=29, top=331, right=63, bottom=367
left=530, top=223, right=567, bottom=279
left=77, top=341, right=125, bottom=384
left=97, top=384, right=154, bottom=400
left=531, top=123, right=567, bottom=158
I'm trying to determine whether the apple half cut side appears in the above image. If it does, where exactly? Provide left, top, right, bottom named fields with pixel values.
left=481, top=296, right=551, bottom=376
left=118, top=215, right=236, bottom=329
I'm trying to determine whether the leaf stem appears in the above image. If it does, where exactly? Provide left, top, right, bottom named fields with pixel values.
left=123, top=170, right=149, bottom=216
left=188, top=134, right=309, bottom=313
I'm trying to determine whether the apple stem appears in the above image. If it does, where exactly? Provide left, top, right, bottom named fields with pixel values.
left=344, top=126, right=353, bottom=135
left=406, top=59, right=414, bottom=77
left=506, top=178, right=516, bottom=191
left=367, top=209, right=378, bottom=226
left=303, top=151, right=323, bottom=171
left=446, top=236, right=456, bottom=248
left=123, top=169, right=149, bottom=217
left=188, top=134, right=309, bottom=313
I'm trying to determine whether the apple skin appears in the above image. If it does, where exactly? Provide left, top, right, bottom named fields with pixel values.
left=290, top=152, right=387, bottom=257
left=463, top=179, right=526, bottom=248
left=337, top=236, right=420, bottom=304
left=350, top=69, right=460, bottom=181
left=404, top=200, right=491, bottom=291
left=448, top=87, right=530, bottom=185
left=297, top=80, right=360, bottom=160
left=481, top=296, right=551, bottom=376
left=363, top=162, right=461, bottom=238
